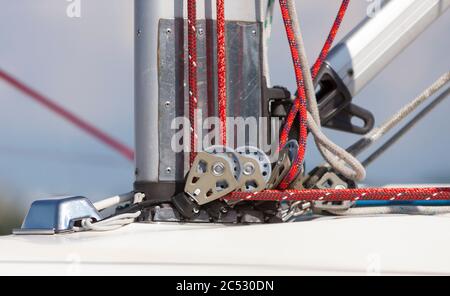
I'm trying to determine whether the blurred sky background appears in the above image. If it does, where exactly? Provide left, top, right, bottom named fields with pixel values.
left=0, top=0, right=449, bottom=232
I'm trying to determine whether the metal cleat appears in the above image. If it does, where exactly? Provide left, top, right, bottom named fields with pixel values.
left=13, top=196, right=102, bottom=235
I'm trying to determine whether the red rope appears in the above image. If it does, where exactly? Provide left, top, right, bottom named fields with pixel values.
left=0, top=68, right=134, bottom=161
left=217, top=0, right=227, bottom=146
left=260, top=2, right=450, bottom=203
left=228, top=187, right=450, bottom=202
left=311, top=0, right=350, bottom=78
left=188, top=0, right=199, bottom=165
left=278, top=0, right=351, bottom=188
left=277, top=0, right=308, bottom=189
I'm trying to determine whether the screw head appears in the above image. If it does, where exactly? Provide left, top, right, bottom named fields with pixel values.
left=335, top=184, right=347, bottom=190
left=165, top=167, right=172, bottom=174
left=347, top=68, right=354, bottom=77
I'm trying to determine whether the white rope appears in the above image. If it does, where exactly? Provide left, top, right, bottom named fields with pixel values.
left=75, top=211, right=141, bottom=232
left=93, top=192, right=134, bottom=211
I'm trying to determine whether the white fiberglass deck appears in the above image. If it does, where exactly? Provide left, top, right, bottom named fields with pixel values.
left=1, top=215, right=450, bottom=275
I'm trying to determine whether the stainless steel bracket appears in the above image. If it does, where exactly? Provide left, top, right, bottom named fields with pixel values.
left=158, top=19, right=263, bottom=182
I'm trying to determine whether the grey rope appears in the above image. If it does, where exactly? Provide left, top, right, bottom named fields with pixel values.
left=347, top=72, right=450, bottom=157
left=307, top=115, right=366, bottom=180
left=286, top=0, right=366, bottom=181
left=363, top=86, right=450, bottom=167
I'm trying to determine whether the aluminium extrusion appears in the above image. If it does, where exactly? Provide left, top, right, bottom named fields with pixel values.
left=326, top=0, right=450, bottom=97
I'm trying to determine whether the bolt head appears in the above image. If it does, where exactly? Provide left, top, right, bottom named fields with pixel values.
left=212, top=162, right=226, bottom=176
left=243, top=162, right=256, bottom=176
